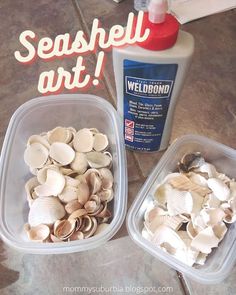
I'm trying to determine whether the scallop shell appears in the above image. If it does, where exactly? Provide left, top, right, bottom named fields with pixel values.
left=27, top=134, right=50, bottom=149
left=58, top=186, right=79, bottom=203
left=34, top=169, right=65, bottom=197
left=64, top=176, right=80, bottom=187
left=207, top=178, right=231, bottom=201
left=48, top=127, right=73, bottom=144
left=186, top=221, right=198, bottom=239
left=77, top=182, right=90, bottom=205
left=188, top=172, right=208, bottom=187
left=200, top=208, right=225, bottom=226
left=86, top=152, right=111, bottom=169
left=99, top=168, right=113, bottom=189
left=49, top=142, right=75, bottom=166
left=37, top=164, right=59, bottom=184
left=202, top=193, right=221, bottom=209
left=97, top=188, right=114, bottom=202
left=93, top=133, right=109, bottom=151
left=88, top=172, right=102, bottom=194
left=70, top=152, right=88, bottom=174
left=25, top=177, right=40, bottom=206
left=28, top=197, right=66, bottom=226
left=65, top=200, right=83, bottom=214
left=24, top=142, right=49, bottom=169
left=73, top=128, right=94, bottom=153
left=167, top=188, right=193, bottom=216
left=27, top=224, right=50, bottom=242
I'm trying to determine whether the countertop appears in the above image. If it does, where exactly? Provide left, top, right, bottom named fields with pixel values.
left=0, top=0, right=235, bottom=294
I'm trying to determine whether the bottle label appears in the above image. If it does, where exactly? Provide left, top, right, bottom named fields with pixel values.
left=123, top=59, right=178, bottom=151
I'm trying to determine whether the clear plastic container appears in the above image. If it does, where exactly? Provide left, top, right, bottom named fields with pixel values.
left=0, top=94, right=127, bottom=254
left=127, top=134, right=236, bottom=284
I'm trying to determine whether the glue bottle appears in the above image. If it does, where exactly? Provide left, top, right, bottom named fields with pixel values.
left=113, top=0, right=194, bottom=152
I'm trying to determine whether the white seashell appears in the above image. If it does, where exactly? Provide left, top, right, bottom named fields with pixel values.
left=86, top=152, right=112, bottom=169
left=202, top=193, right=221, bottom=209
left=167, top=188, right=193, bottom=216
left=191, top=227, right=220, bottom=254
left=49, top=142, right=75, bottom=166
left=191, top=192, right=204, bottom=215
left=217, top=173, right=231, bottom=184
left=34, top=169, right=65, bottom=197
left=73, top=128, right=94, bottom=153
left=88, top=172, right=102, bottom=195
left=99, top=168, right=113, bottom=189
left=27, top=134, right=50, bottom=149
left=200, top=208, right=225, bottom=226
left=58, top=186, right=79, bottom=203
left=24, top=142, right=49, bottom=169
left=186, top=221, right=198, bottom=239
left=154, top=183, right=172, bottom=207
left=93, top=133, right=109, bottom=151
left=77, top=182, right=90, bottom=205
left=207, top=178, right=231, bottom=201
left=213, top=222, right=227, bottom=241
left=94, top=223, right=109, bottom=235
left=191, top=214, right=207, bottom=232
left=48, top=127, right=73, bottom=144
left=27, top=224, right=50, bottom=242
left=25, top=177, right=40, bottom=206
left=188, top=172, right=208, bottom=187
left=144, top=205, right=167, bottom=223
left=65, top=200, right=83, bottom=214
left=64, top=176, right=80, bottom=187
left=37, top=165, right=59, bottom=184
left=28, top=197, right=66, bottom=226
left=70, top=152, right=88, bottom=174
left=195, top=162, right=217, bottom=178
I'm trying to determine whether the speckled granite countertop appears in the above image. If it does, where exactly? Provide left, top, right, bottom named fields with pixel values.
left=0, top=0, right=235, bottom=294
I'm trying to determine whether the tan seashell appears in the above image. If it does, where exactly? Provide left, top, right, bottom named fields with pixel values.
left=207, top=178, right=231, bottom=201
left=73, top=128, right=94, bottom=153
left=28, top=197, right=66, bottom=226
left=77, top=182, right=90, bottom=205
left=59, top=167, right=74, bottom=176
left=83, top=216, right=98, bottom=238
left=88, top=172, right=102, bottom=194
left=86, top=151, right=112, bottom=169
left=65, top=200, right=83, bottom=214
left=93, top=133, right=109, bottom=151
left=94, top=223, right=109, bottom=235
left=99, top=168, right=113, bottom=189
left=24, top=142, right=49, bottom=169
left=27, top=224, right=50, bottom=242
left=54, top=219, right=76, bottom=240
left=49, top=142, right=75, bottom=166
left=188, top=172, right=208, bottom=187
left=27, top=134, right=50, bottom=149
left=69, top=231, right=84, bottom=241
left=167, top=188, right=193, bottom=216
left=191, top=192, right=204, bottom=215
left=34, top=169, right=65, bottom=197
left=84, top=195, right=101, bottom=214
left=48, top=127, right=73, bottom=144
left=186, top=221, right=198, bottom=239
left=169, top=174, right=211, bottom=197
left=97, top=188, right=114, bottom=202
left=37, top=165, right=59, bottom=184
left=50, top=234, right=63, bottom=243
left=64, top=176, right=80, bottom=187
left=213, top=222, right=227, bottom=241
left=25, top=177, right=40, bottom=206
left=70, top=152, right=88, bottom=174
left=58, top=186, right=79, bottom=203
left=68, top=209, right=87, bottom=220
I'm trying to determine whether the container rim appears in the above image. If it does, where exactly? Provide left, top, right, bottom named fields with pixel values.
left=127, top=134, right=236, bottom=284
left=0, top=94, right=127, bottom=254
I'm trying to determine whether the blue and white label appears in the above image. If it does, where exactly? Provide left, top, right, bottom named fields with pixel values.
left=123, top=60, right=178, bottom=152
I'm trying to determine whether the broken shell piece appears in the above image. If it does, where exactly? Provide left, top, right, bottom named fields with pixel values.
left=64, top=176, right=80, bottom=187
left=97, top=188, right=114, bottom=202
left=50, top=234, right=62, bottom=243
left=24, top=142, right=49, bottom=169
left=222, top=207, right=236, bottom=224
left=77, top=182, right=90, bottom=205
left=27, top=224, right=50, bottom=242
left=49, top=142, right=75, bottom=166
left=86, top=152, right=111, bottom=169
left=94, top=223, right=109, bottom=235
left=34, top=169, right=65, bottom=197
left=186, top=221, right=198, bottom=239
left=25, top=177, right=40, bottom=206
left=27, top=134, right=50, bottom=149
left=28, top=197, right=66, bottom=226
left=207, top=178, right=231, bottom=201
left=48, top=127, right=73, bottom=144
left=70, top=152, right=88, bottom=174
left=200, top=208, right=225, bottom=226
left=191, top=192, right=204, bottom=215
left=99, top=168, right=113, bottom=189
left=93, top=133, right=109, bottom=151
left=167, top=188, right=193, bottom=216
left=178, top=152, right=205, bottom=173
left=202, top=193, right=221, bottom=209
left=37, top=165, right=59, bottom=184
left=73, top=128, right=94, bottom=153
left=154, top=183, right=172, bottom=207
left=213, top=222, right=227, bottom=241
left=58, top=186, right=78, bottom=203
left=191, top=227, right=220, bottom=254
left=54, top=219, right=76, bottom=240
left=88, top=172, right=102, bottom=194
left=195, top=252, right=208, bottom=265
left=194, top=163, right=217, bottom=178
left=69, top=231, right=84, bottom=241
left=188, top=172, right=208, bottom=187
left=65, top=200, right=83, bottom=214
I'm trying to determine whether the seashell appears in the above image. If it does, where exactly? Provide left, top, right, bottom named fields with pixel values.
left=65, top=200, right=83, bottom=214
left=34, top=169, right=65, bottom=197
left=84, top=195, right=101, bottom=214
left=229, top=181, right=236, bottom=198
left=96, top=202, right=109, bottom=218
left=99, top=168, right=113, bottom=189
left=146, top=215, right=184, bottom=233
left=97, top=188, right=114, bottom=202
left=191, top=214, right=207, bottom=232
left=229, top=196, right=236, bottom=213
left=24, top=142, right=49, bottom=169
left=68, top=209, right=87, bottom=220
left=191, top=192, right=204, bottom=215
left=25, top=177, right=40, bottom=206
left=178, top=152, right=205, bottom=173
left=217, top=173, right=231, bottom=184
left=70, top=152, right=88, bottom=174
left=27, top=224, right=50, bottom=242
left=58, top=186, right=79, bottom=203
left=89, top=128, right=99, bottom=134
left=169, top=174, right=211, bottom=197
left=83, top=216, right=97, bottom=238
left=29, top=166, right=38, bottom=176
left=28, top=197, right=66, bottom=226
left=50, top=234, right=62, bottom=243
left=88, top=172, right=102, bottom=194
left=222, top=206, right=236, bottom=224
left=200, top=208, right=225, bottom=226
left=59, top=167, right=74, bottom=175
left=54, top=219, right=76, bottom=240
left=93, top=133, right=109, bottom=151
left=27, top=134, right=50, bottom=149
left=195, top=252, right=208, bottom=265
left=154, top=183, right=172, bottom=207
left=69, top=231, right=84, bottom=241
left=37, top=165, right=59, bottom=184
left=167, top=188, right=193, bottom=216
left=207, top=178, right=231, bottom=201
left=194, top=162, right=217, bottom=178
left=47, top=127, right=73, bottom=144
left=73, top=128, right=94, bottom=153
left=191, top=226, right=220, bottom=254
left=213, top=222, right=227, bottom=241
left=64, top=175, right=80, bottom=187
left=94, top=223, right=109, bottom=235
left=187, top=172, right=208, bottom=187
left=202, top=193, right=221, bottom=209
left=186, top=221, right=198, bottom=239
left=49, top=142, right=75, bottom=166
left=144, top=205, right=168, bottom=223
left=86, top=151, right=112, bottom=169
left=77, top=182, right=90, bottom=205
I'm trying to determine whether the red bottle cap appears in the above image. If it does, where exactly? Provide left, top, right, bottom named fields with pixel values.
left=136, top=12, right=180, bottom=51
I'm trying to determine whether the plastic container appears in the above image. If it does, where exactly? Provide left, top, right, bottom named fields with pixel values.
left=134, top=0, right=149, bottom=11
left=127, top=134, right=236, bottom=284
left=0, top=94, right=127, bottom=254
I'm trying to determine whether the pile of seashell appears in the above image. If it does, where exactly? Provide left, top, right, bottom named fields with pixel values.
left=142, top=152, right=236, bottom=266
left=23, top=126, right=113, bottom=242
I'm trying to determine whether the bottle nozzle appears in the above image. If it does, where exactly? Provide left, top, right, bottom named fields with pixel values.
left=148, top=0, right=168, bottom=24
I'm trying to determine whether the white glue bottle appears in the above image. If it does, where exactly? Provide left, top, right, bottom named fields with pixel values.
left=113, top=0, right=194, bottom=152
